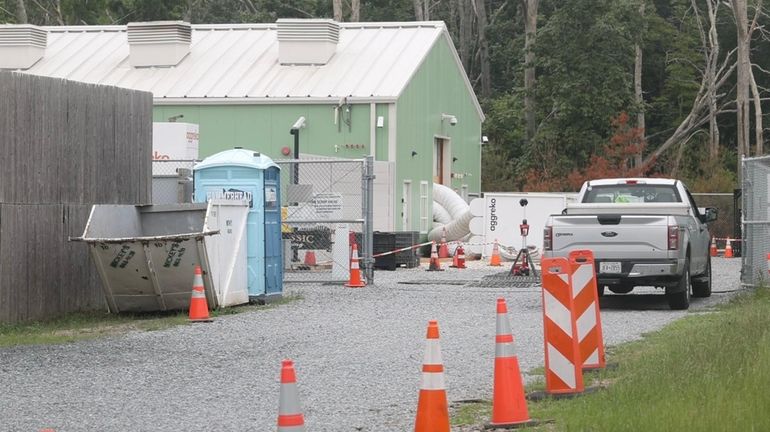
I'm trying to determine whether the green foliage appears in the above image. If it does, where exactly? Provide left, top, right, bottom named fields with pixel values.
left=533, top=0, right=642, bottom=168
left=526, top=288, right=770, bottom=431
left=451, top=288, right=770, bottom=429
left=3, top=0, right=767, bottom=191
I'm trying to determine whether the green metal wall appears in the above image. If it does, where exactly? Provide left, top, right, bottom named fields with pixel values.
left=396, top=35, right=483, bottom=232
left=153, top=34, right=483, bottom=234
left=153, top=104, right=373, bottom=160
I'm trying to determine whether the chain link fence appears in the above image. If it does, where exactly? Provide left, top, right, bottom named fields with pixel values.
left=742, top=156, right=770, bottom=287
left=692, top=193, right=735, bottom=241
left=149, top=158, right=374, bottom=284
left=152, top=160, right=196, bottom=204
left=277, top=157, right=374, bottom=284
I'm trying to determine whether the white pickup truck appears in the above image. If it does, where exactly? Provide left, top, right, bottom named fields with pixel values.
left=543, top=178, right=717, bottom=310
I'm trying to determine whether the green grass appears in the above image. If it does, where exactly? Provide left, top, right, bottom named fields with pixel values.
left=451, top=400, right=492, bottom=426
left=0, top=294, right=302, bottom=347
left=452, top=288, right=770, bottom=431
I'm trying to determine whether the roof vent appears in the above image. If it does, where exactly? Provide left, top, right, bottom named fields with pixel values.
left=0, top=25, right=47, bottom=70
left=127, top=21, right=191, bottom=67
left=277, top=19, right=339, bottom=65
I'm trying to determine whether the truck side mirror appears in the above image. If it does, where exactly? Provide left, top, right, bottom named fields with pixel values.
left=702, top=207, right=718, bottom=223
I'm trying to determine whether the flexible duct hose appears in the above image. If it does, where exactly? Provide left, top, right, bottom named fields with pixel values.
left=432, top=201, right=452, bottom=225
left=428, top=183, right=472, bottom=242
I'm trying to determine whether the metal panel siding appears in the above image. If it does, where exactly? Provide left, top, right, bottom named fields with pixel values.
left=154, top=104, right=372, bottom=160
left=395, top=37, right=482, bottom=231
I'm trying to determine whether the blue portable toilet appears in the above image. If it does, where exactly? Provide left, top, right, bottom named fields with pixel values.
left=193, top=148, right=283, bottom=302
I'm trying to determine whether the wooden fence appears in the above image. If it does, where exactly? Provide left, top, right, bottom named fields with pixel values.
left=0, top=73, right=152, bottom=323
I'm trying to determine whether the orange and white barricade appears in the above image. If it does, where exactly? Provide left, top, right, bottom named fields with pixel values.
left=568, top=250, right=606, bottom=370
left=540, top=257, right=584, bottom=395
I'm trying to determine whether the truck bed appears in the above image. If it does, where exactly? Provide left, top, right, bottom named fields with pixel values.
left=564, top=202, right=692, bottom=216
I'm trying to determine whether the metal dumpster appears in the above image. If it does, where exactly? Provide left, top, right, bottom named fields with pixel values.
left=72, top=202, right=249, bottom=313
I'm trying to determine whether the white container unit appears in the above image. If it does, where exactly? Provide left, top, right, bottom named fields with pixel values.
left=152, top=122, right=199, bottom=161
left=469, top=193, right=570, bottom=258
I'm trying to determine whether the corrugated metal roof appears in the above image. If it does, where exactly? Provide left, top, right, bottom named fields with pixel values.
left=18, top=22, right=482, bottom=119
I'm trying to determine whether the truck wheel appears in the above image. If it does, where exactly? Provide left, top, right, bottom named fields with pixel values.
left=692, top=255, right=712, bottom=298
left=667, top=258, right=691, bottom=310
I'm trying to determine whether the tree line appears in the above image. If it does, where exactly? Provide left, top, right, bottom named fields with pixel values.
left=2, top=0, right=767, bottom=192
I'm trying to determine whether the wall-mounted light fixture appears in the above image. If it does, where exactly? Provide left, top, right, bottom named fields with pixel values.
left=441, top=113, right=458, bottom=126
left=411, top=150, right=418, bottom=158
left=452, top=157, right=458, bottom=163
left=481, top=135, right=489, bottom=144
left=168, top=114, right=184, bottom=122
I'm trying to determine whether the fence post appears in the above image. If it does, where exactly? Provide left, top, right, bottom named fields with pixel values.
left=363, top=156, right=375, bottom=283
left=741, top=156, right=748, bottom=285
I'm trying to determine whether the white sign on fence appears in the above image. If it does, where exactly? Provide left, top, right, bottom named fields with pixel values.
left=312, top=193, right=343, bottom=219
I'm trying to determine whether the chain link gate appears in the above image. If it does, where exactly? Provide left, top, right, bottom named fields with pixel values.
left=742, top=155, right=770, bottom=287
left=277, top=157, right=374, bottom=284
left=152, top=160, right=196, bottom=204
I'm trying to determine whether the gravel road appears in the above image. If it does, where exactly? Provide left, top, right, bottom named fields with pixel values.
left=0, top=258, right=743, bottom=431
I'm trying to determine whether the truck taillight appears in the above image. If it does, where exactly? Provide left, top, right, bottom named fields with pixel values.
left=544, top=226, right=553, bottom=251
left=668, top=225, right=679, bottom=250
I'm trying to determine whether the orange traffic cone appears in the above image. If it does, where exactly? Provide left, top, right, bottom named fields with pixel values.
left=725, top=238, right=734, bottom=258
left=414, top=320, right=450, bottom=432
left=345, top=243, right=366, bottom=287
left=303, top=250, right=316, bottom=266
left=489, top=240, right=502, bottom=267
left=427, top=241, right=444, bottom=272
left=710, top=238, right=718, bottom=257
left=438, top=227, right=450, bottom=258
left=189, top=265, right=213, bottom=322
left=767, top=253, right=770, bottom=273
left=489, top=298, right=536, bottom=428
left=450, top=243, right=466, bottom=269
left=277, top=359, right=306, bottom=432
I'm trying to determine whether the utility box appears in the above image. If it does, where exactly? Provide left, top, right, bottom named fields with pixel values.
left=193, top=148, right=283, bottom=302
left=468, top=193, right=572, bottom=257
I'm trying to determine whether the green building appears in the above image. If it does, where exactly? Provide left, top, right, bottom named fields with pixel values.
left=11, top=19, right=484, bottom=232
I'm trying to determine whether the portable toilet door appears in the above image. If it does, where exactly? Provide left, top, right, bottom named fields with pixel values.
left=193, top=149, right=280, bottom=302
left=263, top=165, right=283, bottom=297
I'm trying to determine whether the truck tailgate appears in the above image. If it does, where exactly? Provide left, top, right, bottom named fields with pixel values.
left=551, top=215, right=670, bottom=259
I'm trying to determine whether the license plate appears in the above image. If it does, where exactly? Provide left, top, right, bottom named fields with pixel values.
left=600, top=261, right=622, bottom=274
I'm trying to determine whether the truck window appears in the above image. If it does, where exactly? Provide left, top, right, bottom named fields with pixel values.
left=582, top=184, right=682, bottom=204
left=684, top=188, right=702, bottom=217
